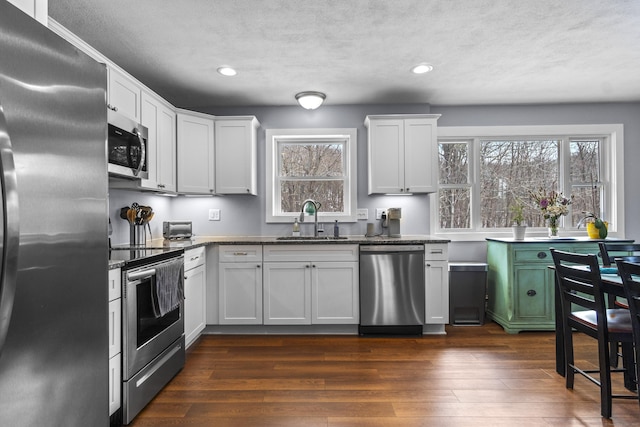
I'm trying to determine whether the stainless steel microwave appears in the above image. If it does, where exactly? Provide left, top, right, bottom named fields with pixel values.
left=107, top=109, right=148, bottom=179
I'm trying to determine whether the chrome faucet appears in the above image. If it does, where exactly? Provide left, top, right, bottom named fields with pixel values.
left=299, top=199, right=322, bottom=237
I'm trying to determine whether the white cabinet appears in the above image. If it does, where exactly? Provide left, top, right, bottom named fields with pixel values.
left=107, top=268, right=122, bottom=416
left=263, top=262, right=312, bottom=324
left=263, top=245, right=359, bottom=325
left=140, top=92, right=177, bottom=193
left=184, top=246, right=206, bottom=348
left=107, top=67, right=142, bottom=122
left=218, top=245, right=263, bottom=324
left=365, top=114, right=440, bottom=194
left=176, top=110, right=215, bottom=194
left=424, top=244, right=449, bottom=324
left=7, top=0, right=47, bottom=25
left=215, top=116, right=260, bottom=195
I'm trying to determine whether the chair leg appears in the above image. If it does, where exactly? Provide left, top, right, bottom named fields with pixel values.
left=598, top=334, right=613, bottom=418
left=565, top=328, right=576, bottom=389
left=620, top=342, right=636, bottom=392
left=609, top=341, right=619, bottom=368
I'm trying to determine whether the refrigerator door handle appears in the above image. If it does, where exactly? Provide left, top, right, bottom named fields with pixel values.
left=0, top=100, right=20, bottom=356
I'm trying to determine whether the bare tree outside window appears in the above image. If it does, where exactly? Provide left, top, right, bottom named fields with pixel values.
left=437, top=136, right=602, bottom=231
left=278, top=142, right=345, bottom=213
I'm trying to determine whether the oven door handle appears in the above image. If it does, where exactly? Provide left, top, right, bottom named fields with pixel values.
left=127, top=268, right=156, bottom=282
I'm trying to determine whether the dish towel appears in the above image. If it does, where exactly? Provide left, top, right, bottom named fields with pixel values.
left=151, top=258, right=184, bottom=318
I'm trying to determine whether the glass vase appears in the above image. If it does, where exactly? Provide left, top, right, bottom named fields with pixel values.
left=548, top=217, right=559, bottom=238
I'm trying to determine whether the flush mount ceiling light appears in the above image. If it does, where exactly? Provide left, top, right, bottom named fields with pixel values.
left=217, top=66, right=237, bottom=76
left=295, top=91, right=326, bottom=110
left=411, top=63, right=434, bottom=74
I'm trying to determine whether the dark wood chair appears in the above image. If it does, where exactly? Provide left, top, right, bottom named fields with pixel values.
left=598, top=242, right=640, bottom=365
left=551, top=248, right=636, bottom=418
left=616, top=259, right=640, bottom=412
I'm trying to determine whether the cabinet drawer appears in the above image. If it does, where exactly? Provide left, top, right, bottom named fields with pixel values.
left=513, top=247, right=553, bottom=263
left=108, top=268, right=121, bottom=302
left=219, top=245, right=262, bottom=263
left=425, top=244, right=448, bottom=261
left=263, top=244, right=358, bottom=262
left=185, top=246, right=206, bottom=271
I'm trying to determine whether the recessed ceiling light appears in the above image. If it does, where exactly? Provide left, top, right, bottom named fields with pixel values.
left=217, top=66, right=237, bottom=76
left=411, top=63, right=434, bottom=74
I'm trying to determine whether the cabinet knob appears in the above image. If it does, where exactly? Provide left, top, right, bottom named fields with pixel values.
left=406, top=188, right=410, bottom=192
left=426, top=263, right=431, bottom=267
left=306, top=265, right=310, bottom=268
left=256, top=264, right=261, bottom=269
left=537, top=251, right=547, bottom=259
left=107, top=104, right=118, bottom=112
left=527, top=289, right=537, bottom=297
left=246, top=188, right=250, bottom=193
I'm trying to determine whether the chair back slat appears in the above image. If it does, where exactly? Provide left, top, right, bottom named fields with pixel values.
left=616, top=260, right=640, bottom=332
left=598, top=242, right=640, bottom=266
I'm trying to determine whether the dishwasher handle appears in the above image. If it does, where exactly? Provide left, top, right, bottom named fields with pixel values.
left=360, top=245, right=424, bottom=253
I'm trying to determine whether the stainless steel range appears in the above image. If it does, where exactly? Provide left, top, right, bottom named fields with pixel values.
left=111, top=248, right=185, bottom=424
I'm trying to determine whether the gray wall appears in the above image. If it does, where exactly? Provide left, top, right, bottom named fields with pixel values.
left=109, top=101, right=640, bottom=263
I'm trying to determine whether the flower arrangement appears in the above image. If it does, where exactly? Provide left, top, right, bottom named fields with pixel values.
left=530, top=188, right=573, bottom=236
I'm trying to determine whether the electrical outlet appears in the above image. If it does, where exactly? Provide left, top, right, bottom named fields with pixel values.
left=208, top=209, right=220, bottom=221
left=356, top=208, right=368, bottom=220
left=375, top=208, right=385, bottom=220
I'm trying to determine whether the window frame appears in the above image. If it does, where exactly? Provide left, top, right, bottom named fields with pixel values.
left=265, top=128, right=358, bottom=223
left=433, top=124, right=624, bottom=241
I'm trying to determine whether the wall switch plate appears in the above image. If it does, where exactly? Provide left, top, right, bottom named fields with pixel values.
left=208, top=209, right=220, bottom=221
left=356, top=208, right=368, bottom=220
left=375, top=208, right=385, bottom=220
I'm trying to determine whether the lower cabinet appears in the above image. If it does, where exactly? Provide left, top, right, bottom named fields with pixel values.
left=218, top=245, right=263, bottom=324
left=107, top=267, right=122, bottom=416
left=263, top=245, right=359, bottom=325
left=184, top=246, right=206, bottom=347
left=424, top=245, right=449, bottom=324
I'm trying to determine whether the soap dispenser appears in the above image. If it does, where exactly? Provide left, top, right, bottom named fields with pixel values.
left=292, top=218, right=300, bottom=236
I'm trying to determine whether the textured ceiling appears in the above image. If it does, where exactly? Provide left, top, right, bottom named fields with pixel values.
left=48, top=0, right=640, bottom=109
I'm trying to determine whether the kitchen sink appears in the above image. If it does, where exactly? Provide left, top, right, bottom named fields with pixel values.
left=276, top=236, right=349, bottom=241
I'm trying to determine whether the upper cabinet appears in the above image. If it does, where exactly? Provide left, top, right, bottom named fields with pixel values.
left=7, top=0, right=47, bottom=25
left=365, top=114, right=440, bottom=194
left=176, top=110, right=215, bottom=195
left=141, top=91, right=177, bottom=193
left=176, top=112, right=260, bottom=196
left=107, top=67, right=142, bottom=122
left=214, top=116, right=260, bottom=195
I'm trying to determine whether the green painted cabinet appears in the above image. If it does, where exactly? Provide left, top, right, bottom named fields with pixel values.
left=486, top=238, right=629, bottom=334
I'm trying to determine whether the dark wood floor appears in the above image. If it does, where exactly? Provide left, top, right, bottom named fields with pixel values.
left=129, top=322, right=639, bottom=426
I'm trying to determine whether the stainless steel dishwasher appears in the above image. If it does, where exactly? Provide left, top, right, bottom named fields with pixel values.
left=359, top=245, right=425, bottom=335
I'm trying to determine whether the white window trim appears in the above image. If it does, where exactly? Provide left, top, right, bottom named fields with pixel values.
left=433, top=124, right=625, bottom=242
left=265, top=128, right=358, bottom=223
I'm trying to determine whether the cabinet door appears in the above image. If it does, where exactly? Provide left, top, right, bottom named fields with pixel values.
left=425, top=260, right=449, bottom=324
left=219, top=262, right=263, bottom=324
left=177, top=112, right=215, bottom=194
left=140, top=92, right=160, bottom=190
left=108, top=354, right=121, bottom=415
left=107, top=67, right=141, bottom=121
left=108, top=299, right=121, bottom=359
left=263, top=262, right=311, bottom=325
left=404, top=118, right=437, bottom=193
left=157, top=105, right=177, bottom=192
left=367, top=119, right=404, bottom=194
left=312, top=261, right=359, bottom=324
left=215, top=117, right=258, bottom=195
left=184, top=264, right=206, bottom=347
left=513, top=265, right=554, bottom=322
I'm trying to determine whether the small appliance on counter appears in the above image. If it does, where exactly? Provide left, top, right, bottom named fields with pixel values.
left=163, top=221, right=193, bottom=240
left=387, top=207, right=401, bottom=237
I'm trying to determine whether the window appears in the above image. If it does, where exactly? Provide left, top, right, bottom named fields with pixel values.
left=265, top=128, right=357, bottom=222
left=435, top=124, right=624, bottom=240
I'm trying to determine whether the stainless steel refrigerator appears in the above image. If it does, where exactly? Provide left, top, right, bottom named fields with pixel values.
left=0, top=2, right=109, bottom=426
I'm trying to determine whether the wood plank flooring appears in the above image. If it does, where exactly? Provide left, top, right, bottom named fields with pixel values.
left=128, top=322, right=639, bottom=426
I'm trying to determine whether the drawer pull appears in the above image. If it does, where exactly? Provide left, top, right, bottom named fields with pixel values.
left=430, top=249, right=443, bottom=254
left=527, top=289, right=537, bottom=297
left=537, top=252, right=547, bottom=259
left=233, top=252, right=248, bottom=256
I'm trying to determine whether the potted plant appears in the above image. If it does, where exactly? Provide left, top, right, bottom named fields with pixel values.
left=578, top=182, right=608, bottom=239
left=509, top=200, right=527, bottom=240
